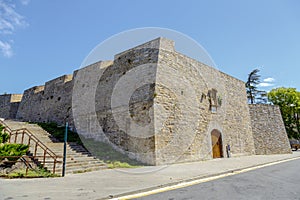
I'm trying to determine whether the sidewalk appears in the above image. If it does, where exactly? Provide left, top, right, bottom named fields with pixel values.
left=1, top=152, right=300, bottom=200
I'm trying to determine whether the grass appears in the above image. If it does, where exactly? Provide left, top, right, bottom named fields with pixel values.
left=73, top=169, right=93, bottom=174
left=107, top=161, right=138, bottom=169
left=36, top=122, right=83, bottom=145
left=1, top=167, right=59, bottom=178
left=81, top=138, right=144, bottom=168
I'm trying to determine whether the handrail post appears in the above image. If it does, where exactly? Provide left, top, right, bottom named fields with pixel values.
left=7, top=128, right=12, bottom=143
left=14, top=131, right=17, bottom=143
left=53, top=158, right=57, bottom=174
left=62, top=122, right=68, bottom=177
left=28, top=135, right=31, bottom=146
left=21, top=132, right=25, bottom=144
left=43, top=150, right=46, bottom=167
left=34, top=142, right=38, bottom=157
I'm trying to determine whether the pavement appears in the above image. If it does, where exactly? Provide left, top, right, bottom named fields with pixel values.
left=1, top=151, right=300, bottom=200
left=136, top=156, right=300, bottom=200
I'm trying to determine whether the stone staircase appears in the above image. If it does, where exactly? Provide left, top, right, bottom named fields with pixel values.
left=2, top=120, right=107, bottom=175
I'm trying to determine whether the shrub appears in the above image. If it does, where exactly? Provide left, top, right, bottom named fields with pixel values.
left=0, top=125, right=9, bottom=143
left=0, top=124, right=4, bottom=132
left=0, top=132, right=9, bottom=144
left=0, top=143, right=29, bottom=161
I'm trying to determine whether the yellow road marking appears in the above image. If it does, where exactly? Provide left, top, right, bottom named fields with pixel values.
left=112, top=156, right=300, bottom=200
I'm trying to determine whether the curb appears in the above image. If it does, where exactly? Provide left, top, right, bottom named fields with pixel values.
left=101, top=154, right=300, bottom=200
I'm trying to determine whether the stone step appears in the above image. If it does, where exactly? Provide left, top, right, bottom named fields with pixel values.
left=34, top=146, right=92, bottom=155
left=2, top=119, right=107, bottom=175
left=32, top=150, right=96, bottom=160
left=34, top=151, right=92, bottom=157
left=43, top=162, right=107, bottom=175
left=68, top=162, right=106, bottom=166
left=43, top=160, right=104, bottom=168
left=34, top=155, right=96, bottom=162
left=55, top=165, right=107, bottom=174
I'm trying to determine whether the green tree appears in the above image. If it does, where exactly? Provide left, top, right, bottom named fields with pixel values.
left=245, top=69, right=267, bottom=104
left=268, top=87, right=300, bottom=139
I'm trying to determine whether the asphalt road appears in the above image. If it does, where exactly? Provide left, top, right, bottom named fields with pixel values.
left=136, top=158, right=300, bottom=200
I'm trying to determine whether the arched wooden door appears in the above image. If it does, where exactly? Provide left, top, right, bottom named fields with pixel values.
left=211, top=129, right=223, bottom=158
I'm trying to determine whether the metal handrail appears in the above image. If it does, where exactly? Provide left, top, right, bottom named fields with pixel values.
left=0, top=155, right=62, bottom=176
left=10, top=128, right=61, bottom=158
left=0, top=120, right=62, bottom=174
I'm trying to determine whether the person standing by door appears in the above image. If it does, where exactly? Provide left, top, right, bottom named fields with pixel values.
left=226, top=144, right=231, bottom=158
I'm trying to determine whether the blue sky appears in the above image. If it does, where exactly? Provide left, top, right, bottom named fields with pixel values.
left=0, top=0, right=299, bottom=94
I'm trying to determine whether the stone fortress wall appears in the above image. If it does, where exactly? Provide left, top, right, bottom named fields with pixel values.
left=15, top=74, right=74, bottom=127
left=249, top=104, right=291, bottom=154
left=0, top=37, right=291, bottom=165
left=154, top=43, right=256, bottom=164
left=0, top=94, right=23, bottom=119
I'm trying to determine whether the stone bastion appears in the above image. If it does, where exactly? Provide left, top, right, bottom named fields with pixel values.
left=0, top=37, right=291, bottom=165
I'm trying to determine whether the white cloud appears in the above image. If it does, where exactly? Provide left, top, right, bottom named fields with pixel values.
left=258, top=82, right=274, bottom=87
left=0, top=40, right=13, bottom=57
left=20, top=0, right=30, bottom=6
left=0, top=0, right=28, bottom=57
left=0, top=1, right=28, bottom=33
left=257, top=77, right=276, bottom=87
left=263, top=77, right=275, bottom=83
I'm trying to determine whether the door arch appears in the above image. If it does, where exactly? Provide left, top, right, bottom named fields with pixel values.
left=211, top=129, right=223, bottom=158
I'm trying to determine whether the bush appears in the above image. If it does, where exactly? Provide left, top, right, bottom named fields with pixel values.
left=0, top=132, right=9, bottom=144
left=0, top=124, right=4, bottom=132
left=0, top=143, right=29, bottom=161
left=0, top=125, right=9, bottom=143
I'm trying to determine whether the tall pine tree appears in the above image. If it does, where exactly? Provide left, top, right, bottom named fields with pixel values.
left=245, top=69, right=267, bottom=104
